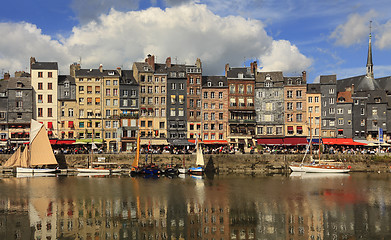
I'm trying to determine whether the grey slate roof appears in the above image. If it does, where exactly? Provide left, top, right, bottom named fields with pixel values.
left=75, top=69, right=102, bottom=77
left=226, top=67, right=254, bottom=79
left=6, top=77, right=31, bottom=89
left=307, top=83, right=321, bottom=94
left=58, top=75, right=75, bottom=85
left=31, top=62, right=58, bottom=70
left=337, top=75, right=380, bottom=92
left=202, top=76, right=227, bottom=87
left=376, top=76, right=391, bottom=91
left=256, top=71, right=284, bottom=83
left=320, top=75, right=337, bottom=84
left=120, top=70, right=137, bottom=85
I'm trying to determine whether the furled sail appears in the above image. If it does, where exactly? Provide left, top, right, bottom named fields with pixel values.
left=20, top=145, right=29, bottom=168
left=29, top=124, right=57, bottom=166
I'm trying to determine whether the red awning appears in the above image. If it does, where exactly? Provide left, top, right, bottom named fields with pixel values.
left=188, top=139, right=204, bottom=144
left=257, top=138, right=284, bottom=145
left=287, top=126, right=294, bottom=131
left=49, top=139, right=57, bottom=144
left=297, top=126, right=303, bottom=130
left=48, top=122, right=53, bottom=129
left=68, top=121, right=74, bottom=128
left=203, top=140, right=228, bottom=145
left=283, top=137, right=308, bottom=146
left=56, top=140, right=76, bottom=145
left=322, top=138, right=367, bottom=146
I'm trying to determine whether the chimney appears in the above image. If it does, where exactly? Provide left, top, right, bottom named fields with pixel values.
left=70, top=63, right=81, bottom=78
left=166, top=57, right=172, bottom=68
left=302, top=71, right=307, bottom=83
left=251, top=61, right=258, bottom=74
left=99, top=64, right=103, bottom=73
left=30, top=57, right=36, bottom=67
left=225, top=64, right=230, bottom=77
left=351, top=84, right=355, bottom=94
left=117, top=67, right=122, bottom=76
left=195, top=58, right=202, bottom=68
left=145, top=54, right=155, bottom=71
left=4, top=72, right=10, bottom=80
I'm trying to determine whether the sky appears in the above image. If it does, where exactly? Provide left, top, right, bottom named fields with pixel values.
left=1, top=0, right=391, bottom=83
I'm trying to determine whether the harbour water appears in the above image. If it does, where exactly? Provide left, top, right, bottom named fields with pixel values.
left=0, top=173, right=390, bottom=239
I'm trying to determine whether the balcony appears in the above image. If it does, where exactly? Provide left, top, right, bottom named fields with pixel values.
left=228, top=119, right=256, bottom=124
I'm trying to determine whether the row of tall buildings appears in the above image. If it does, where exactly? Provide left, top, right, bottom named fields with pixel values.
left=1, top=34, right=391, bottom=152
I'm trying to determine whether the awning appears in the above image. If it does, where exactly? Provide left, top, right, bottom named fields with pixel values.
left=188, top=139, right=203, bottom=144
left=287, top=126, right=294, bottom=131
left=56, top=140, right=76, bottom=145
left=48, top=122, right=53, bottom=129
left=68, top=121, right=74, bottom=128
left=257, top=138, right=284, bottom=145
left=49, top=139, right=57, bottom=144
left=297, top=126, right=303, bottom=130
left=203, top=140, right=229, bottom=145
left=322, top=138, right=367, bottom=146
left=168, top=139, right=194, bottom=146
left=140, top=139, right=169, bottom=145
left=283, top=137, right=308, bottom=146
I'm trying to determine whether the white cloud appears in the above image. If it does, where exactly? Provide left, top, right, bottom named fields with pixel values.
left=330, top=10, right=377, bottom=46
left=0, top=22, right=72, bottom=76
left=0, top=3, right=311, bottom=77
left=376, top=20, right=391, bottom=49
left=259, top=40, right=312, bottom=74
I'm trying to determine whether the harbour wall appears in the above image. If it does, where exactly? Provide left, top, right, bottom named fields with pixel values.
left=1, top=153, right=391, bottom=173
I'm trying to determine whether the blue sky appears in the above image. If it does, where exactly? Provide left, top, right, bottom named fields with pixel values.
left=1, top=0, right=391, bottom=83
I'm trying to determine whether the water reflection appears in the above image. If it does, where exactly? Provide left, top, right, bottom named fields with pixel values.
left=0, top=173, right=390, bottom=239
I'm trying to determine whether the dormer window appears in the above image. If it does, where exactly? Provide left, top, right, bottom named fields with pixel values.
left=143, top=66, right=148, bottom=71
left=218, top=81, right=223, bottom=87
left=264, top=81, right=273, bottom=87
left=17, top=82, right=23, bottom=88
left=238, top=73, right=244, bottom=78
left=207, top=82, right=212, bottom=87
left=108, top=72, right=115, bottom=76
left=170, top=72, right=177, bottom=77
left=297, top=79, right=302, bottom=85
left=64, top=82, right=69, bottom=88
left=179, top=72, right=185, bottom=78
left=375, top=97, right=381, bottom=103
left=338, top=97, right=345, bottom=102
left=287, top=78, right=292, bottom=85
left=265, top=74, right=271, bottom=81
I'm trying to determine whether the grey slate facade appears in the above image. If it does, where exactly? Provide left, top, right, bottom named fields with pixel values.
left=255, top=71, right=284, bottom=137
left=166, top=65, right=187, bottom=143
left=320, top=75, right=337, bottom=138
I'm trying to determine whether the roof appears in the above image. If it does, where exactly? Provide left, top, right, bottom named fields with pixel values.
left=31, top=61, right=58, bottom=70
left=202, top=76, right=227, bottom=87
left=120, top=70, right=137, bottom=85
left=226, top=67, right=254, bottom=79
left=307, top=83, right=321, bottom=94
left=58, top=75, right=75, bottom=85
left=337, top=75, right=380, bottom=92
left=337, top=90, right=353, bottom=103
left=376, top=76, right=391, bottom=91
left=320, top=75, right=336, bottom=84
left=6, top=77, right=32, bottom=89
left=75, top=69, right=102, bottom=77
left=256, top=71, right=284, bottom=83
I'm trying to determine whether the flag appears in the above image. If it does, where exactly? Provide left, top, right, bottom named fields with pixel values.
left=91, top=142, right=98, bottom=150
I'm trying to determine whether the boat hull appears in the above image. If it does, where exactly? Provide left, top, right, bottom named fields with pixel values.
left=178, top=168, right=187, bottom=174
left=289, top=165, right=350, bottom=173
left=16, top=167, right=58, bottom=174
left=188, top=167, right=204, bottom=175
left=77, top=168, right=111, bottom=174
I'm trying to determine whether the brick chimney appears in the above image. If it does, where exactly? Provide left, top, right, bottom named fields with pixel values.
left=117, top=67, right=122, bottom=76
left=250, top=61, right=258, bottom=74
left=302, top=71, right=307, bottom=83
left=225, top=64, right=230, bottom=77
left=145, top=54, right=155, bottom=71
left=166, top=57, right=172, bottom=68
left=99, top=64, right=103, bottom=73
left=4, top=72, right=10, bottom=80
left=195, top=58, right=202, bottom=68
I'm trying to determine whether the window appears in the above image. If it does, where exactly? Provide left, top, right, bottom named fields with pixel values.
left=287, top=102, right=293, bottom=110
left=179, top=95, right=184, bottom=104
left=68, top=108, right=74, bottom=117
left=106, top=89, right=110, bottom=96
left=287, top=114, right=293, bottom=122
left=170, top=108, right=176, bottom=116
left=113, top=99, right=118, bottom=106
left=308, top=97, right=313, bottom=103
left=179, top=83, right=184, bottom=90
left=47, top=108, right=52, bottom=117
left=308, top=106, right=313, bottom=113
left=38, top=95, right=43, bottom=103
left=287, top=91, right=293, bottom=98
left=204, top=92, right=208, bottom=99
left=38, top=108, right=43, bottom=117
left=113, top=80, right=118, bottom=85
left=16, top=101, right=23, bottom=108
left=229, top=84, right=235, bottom=94
left=296, top=102, right=302, bottom=110
left=267, top=127, right=273, bottom=135
left=106, top=99, right=110, bottom=106
left=95, top=86, right=100, bottom=94
left=338, top=118, right=344, bottom=125
left=337, top=108, right=343, bottom=114
left=113, top=89, right=118, bottom=96
left=16, top=91, right=22, bottom=97
left=38, top=72, right=43, bottom=78
left=79, top=109, right=84, bottom=117
left=48, top=83, right=52, bottom=90
left=105, top=121, right=111, bottom=128
left=211, top=112, right=215, bottom=120
left=238, top=85, right=244, bottom=94
left=38, top=82, right=43, bottom=90
left=178, top=108, right=184, bottom=116
left=106, top=110, right=110, bottom=117
left=315, top=96, right=319, bottom=103
left=95, top=97, right=100, bottom=105
left=372, top=108, right=378, bottom=116
left=219, top=104, right=223, bottom=109
left=171, top=95, right=176, bottom=104
left=361, top=108, right=365, bottom=115
left=296, top=90, right=302, bottom=98
left=329, top=88, right=335, bottom=94
left=79, top=122, right=84, bottom=128
left=329, top=98, right=334, bottom=104
left=87, top=86, right=92, bottom=94
left=211, top=92, right=215, bottom=99
left=296, top=114, right=302, bottom=122
left=207, top=82, right=212, bottom=87
left=171, top=83, right=176, bottom=90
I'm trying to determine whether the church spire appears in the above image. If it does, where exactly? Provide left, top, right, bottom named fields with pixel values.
left=366, top=21, right=374, bottom=79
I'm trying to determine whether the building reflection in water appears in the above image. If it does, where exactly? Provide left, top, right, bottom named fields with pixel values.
left=0, top=173, right=390, bottom=239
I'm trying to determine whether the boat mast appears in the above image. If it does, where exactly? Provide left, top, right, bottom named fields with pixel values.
left=309, top=111, right=312, bottom=158
left=318, top=116, right=321, bottom=160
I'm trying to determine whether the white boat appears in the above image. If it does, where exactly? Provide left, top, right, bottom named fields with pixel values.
left=77, top=168, right=111, bottom=174
left=77, top=142, right=120, bottom=174
left=2, top=119, right=59, bottom=174
left=189, top=141, right=204, bottom=175
left=289, top=114, right=350, bottom=173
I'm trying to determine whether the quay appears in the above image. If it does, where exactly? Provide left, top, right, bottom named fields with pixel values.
left=2, top=153, right=391, bottom=174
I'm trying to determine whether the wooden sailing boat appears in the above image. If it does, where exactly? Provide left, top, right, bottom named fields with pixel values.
left=289, top=114, right=350, bottom=173
left=77, top=142, right=111, bottom=174
left=188, top=137, right=205, bottom=175
left=3, top=119, right=59, bottom=174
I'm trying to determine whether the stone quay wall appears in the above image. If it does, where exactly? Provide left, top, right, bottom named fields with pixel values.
left=2, top=153, right=391, bottom=173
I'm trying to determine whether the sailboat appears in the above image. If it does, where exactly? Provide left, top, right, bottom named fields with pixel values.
left=130, top=135, right=141, bottom=176
left=77, top=142, right=110, bottom=174
left=289, top=115, right=351, bottom=173
left=177, top=150, right=187, bottom=174
left=2, top=119, right=59, bottom=174
left=188, top=139, right=204, bottom=175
